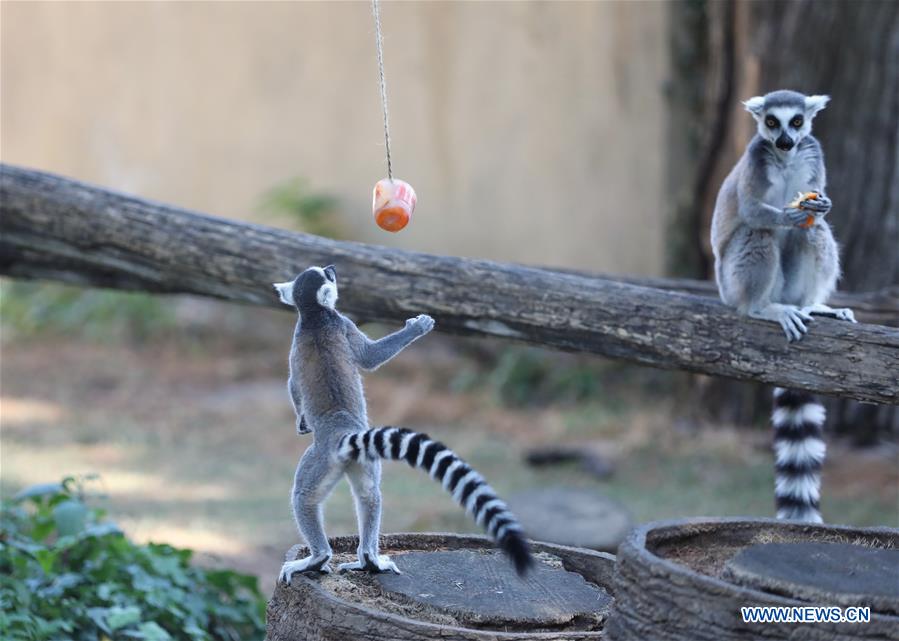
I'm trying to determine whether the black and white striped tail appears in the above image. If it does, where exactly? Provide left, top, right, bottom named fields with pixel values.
left=772, top=388, right=826, bottom=523
left=337, top=426, right=534, bottom=576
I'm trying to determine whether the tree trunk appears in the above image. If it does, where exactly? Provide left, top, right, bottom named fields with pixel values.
left=672, top=0, right=899, bottom=436
left=750, top=0, right=899, bottom=441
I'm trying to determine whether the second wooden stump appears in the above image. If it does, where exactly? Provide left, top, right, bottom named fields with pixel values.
left=605, top=517, right=899, bottom=641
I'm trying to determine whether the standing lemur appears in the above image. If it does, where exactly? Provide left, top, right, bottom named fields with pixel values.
left=711, top=89, right=856, bottom=523
left=273, top=266, right=533, bottom=582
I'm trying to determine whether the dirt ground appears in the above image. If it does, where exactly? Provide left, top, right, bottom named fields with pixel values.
left=2, top=304, right=897, bottom=596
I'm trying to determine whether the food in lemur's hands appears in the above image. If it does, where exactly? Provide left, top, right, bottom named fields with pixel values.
left=272, top=266, right=533, bottom=581
left=789, top=191, right=821, bottom=228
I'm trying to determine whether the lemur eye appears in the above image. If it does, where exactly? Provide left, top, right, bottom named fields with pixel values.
left=790, top=116, right=803, bottom=128
left=765, top=116, right=778, bottom=129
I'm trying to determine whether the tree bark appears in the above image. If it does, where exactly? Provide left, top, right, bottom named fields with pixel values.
left=1, top=164, right=897, bottom=405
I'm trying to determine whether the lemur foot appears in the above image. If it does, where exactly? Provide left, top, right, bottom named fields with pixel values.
left=279, top=555, right=333, bottom=583
left=750, top=304, right=813, bottom=342
left=338, top=553, right=401, bottom=574
left=801, top=304, right=857, bottom=323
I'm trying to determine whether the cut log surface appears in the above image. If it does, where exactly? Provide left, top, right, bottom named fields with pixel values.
left=2, top=164, right=898, bottom=404
left=724, top=542, right=899, bottom=615
left=265, top=533, right=615, bottom=641
left=374, top=550, right=611, bottom=629
left=605, top=517, right=899, bottom=641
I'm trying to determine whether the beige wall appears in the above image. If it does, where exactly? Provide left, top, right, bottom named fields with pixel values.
left=1, top=1, right=668, bottom=275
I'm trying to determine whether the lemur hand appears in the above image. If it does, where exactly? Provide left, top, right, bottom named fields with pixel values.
left=406, top=314, right=435, bottom=336
left=802, top=194, right=831, bottom=215
left=784, top=206, right=812, bottom=227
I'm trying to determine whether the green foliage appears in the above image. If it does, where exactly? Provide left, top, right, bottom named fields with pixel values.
left=0, top=280, right=174, bottom=341
left=260, top=177, right=341, bottom=238
left=0, top=476, right=265, bottom=641
left=456, top=345, right=686, bottom=409
left=480, top=347, right=605, bottom=407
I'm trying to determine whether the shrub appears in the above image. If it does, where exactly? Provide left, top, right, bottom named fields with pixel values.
left=0, top=280, right=174, bottom=342
left=259, top=177, right=341, bottom=238
left=0, top=476, right=265, bottom=641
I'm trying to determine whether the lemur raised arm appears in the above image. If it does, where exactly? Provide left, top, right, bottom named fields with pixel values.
left=272, top=266, right=533, bottom=581
left=711, top=90, right=856, bottom=524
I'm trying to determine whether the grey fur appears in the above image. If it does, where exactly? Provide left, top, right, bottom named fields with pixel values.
left=273, top=266, right=533, bottom=582
left=712, top=90, right=855, bottom=342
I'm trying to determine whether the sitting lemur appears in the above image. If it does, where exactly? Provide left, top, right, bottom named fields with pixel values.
left=273, top=265, right=533, bottom=582
left=711, top=90, right=856, bottom=524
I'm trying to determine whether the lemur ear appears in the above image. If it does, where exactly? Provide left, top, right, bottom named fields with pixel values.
left=805, top=95, right=830, bottom=118
left=743, top=96, right=765, bottom=118
left=273, top=280, right=296, bottom=306
left=323, top=265, right=337, bottom=283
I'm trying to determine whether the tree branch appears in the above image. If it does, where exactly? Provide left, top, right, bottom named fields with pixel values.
left=2, top=164, right=897, bottom=405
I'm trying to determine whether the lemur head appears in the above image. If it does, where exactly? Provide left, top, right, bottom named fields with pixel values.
left=743, top=90, right=829, bottom=152
left=273, top=265, right=338, bottom=313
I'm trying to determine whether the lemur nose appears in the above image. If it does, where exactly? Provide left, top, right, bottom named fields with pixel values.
left=776, top=136, right=794, bottom=151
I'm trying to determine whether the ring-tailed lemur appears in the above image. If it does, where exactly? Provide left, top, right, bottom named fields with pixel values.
left=711, top=90, right=857, bottom=523
left=272, top=266, right=534, bottom=581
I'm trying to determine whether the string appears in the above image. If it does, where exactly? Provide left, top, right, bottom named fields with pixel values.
left=371, top=0, right=393, bottom=180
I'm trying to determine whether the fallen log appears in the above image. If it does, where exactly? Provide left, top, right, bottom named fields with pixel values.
left=1, top=164, right=897, bottom=404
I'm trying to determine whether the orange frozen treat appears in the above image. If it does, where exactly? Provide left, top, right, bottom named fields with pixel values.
left=372, top=178, right=416, bottom=232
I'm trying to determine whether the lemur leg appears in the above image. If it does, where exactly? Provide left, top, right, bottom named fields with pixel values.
left=791, top=225, right=856, bottom=323
left=339, top=458, right=400, bottom=574
left=722, top=229, right=813, bottom=342
left=280, top=445, right=342, bottom=583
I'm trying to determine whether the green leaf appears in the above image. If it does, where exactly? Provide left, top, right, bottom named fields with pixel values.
left=13, top=483, right=63, bottom=502
left=30, top=517, right=56, bottom=542
left=106, top=605, right=142, bottom=630
left=82, top=522, right=123, bottom=539
left=53, top=499, right=88, bottom=537
left=136, top=621, right=173, bottom=641
left=33, top=548, right=57, bottom=574
left=96, top=582, right=116, bottom=601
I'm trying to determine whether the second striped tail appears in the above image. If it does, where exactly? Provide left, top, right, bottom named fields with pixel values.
left=337, top=426, right=534, bottom=576
left=772, top=388, right=826, bottom=523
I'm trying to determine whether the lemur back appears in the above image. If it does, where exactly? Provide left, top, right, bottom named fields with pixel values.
left=711, top=90, right=856, bottom=524
left=273, top=265, right=534, bottom=581
left=291, top=316, right=366, bottom=424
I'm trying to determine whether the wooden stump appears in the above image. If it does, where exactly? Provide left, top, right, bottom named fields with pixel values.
left=266, top=532, right=616, bottom=641
left=605, top=517, right=899, bottom=641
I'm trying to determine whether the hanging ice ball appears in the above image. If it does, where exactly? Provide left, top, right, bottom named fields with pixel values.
left=372, top=178, right=416, bottom=232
